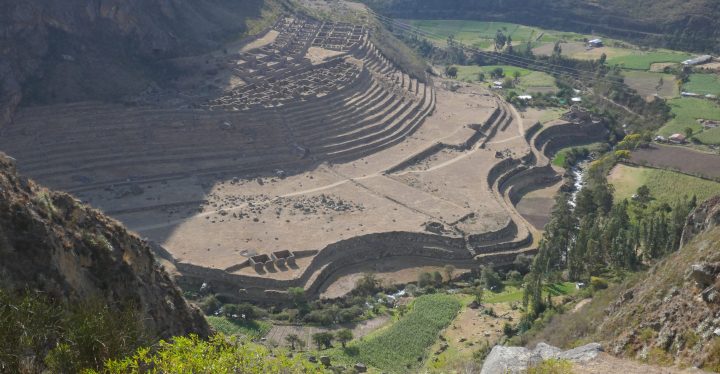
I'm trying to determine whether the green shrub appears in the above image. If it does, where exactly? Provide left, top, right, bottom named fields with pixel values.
left=527, top=359, right=573, bottom=374
left=590, top=277, right=608, bottom=290
left=101, top=335, right=324, bottom=373
left=0, top=290, right=145, bottom=373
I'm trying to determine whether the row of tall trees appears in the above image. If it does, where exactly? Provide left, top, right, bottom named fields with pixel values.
left=523, top=155, right=696, bottom=317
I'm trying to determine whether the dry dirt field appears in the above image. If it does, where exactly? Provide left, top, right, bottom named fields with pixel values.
left=630, top=144, right=720, bottom=180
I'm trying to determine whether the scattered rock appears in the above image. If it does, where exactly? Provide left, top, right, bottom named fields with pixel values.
left=690, top=263, right=720, bottom=288
left=354, top=363, right=367, bottom=372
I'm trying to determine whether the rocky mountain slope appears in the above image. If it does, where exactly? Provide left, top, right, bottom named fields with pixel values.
left=0, top=0, right=286, bottom=127
left=0, top=152, right=209, bottom=338
left=362, top=0, right=720, bottom=54
left=595, top=195, right=720, bottom=369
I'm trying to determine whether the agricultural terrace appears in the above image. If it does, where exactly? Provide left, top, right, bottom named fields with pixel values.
left=658, top=98, right=720, bottom=143
left=327, top=294, right=462, bottom=373
left=622, top=70, right=678, bottom=99
left=629, top=145, right=720, bottom=181
left=404, top=20, right=585, bottom=50
left=454, top=65, right=558, bottom=94
left=684, top=73, right=720, bottom=96
left=606, top=51, right=692, bottom=70
left=608, top=164, right=720, bottom=204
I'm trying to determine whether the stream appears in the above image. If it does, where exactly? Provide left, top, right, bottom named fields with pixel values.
left=568, top=159, right=590, bottom=208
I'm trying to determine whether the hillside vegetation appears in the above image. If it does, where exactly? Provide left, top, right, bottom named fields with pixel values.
left=362, top=0, right=720, bottom=54
left=0, top=153, right=209, bottom=371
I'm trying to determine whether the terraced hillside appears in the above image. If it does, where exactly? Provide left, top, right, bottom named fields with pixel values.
left=0, top=11, right=609, bottom=303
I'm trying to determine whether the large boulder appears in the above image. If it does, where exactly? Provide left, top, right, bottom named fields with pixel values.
left=480, top=343, right=602, bottom=374
left=690, top=263, right=720, bottom=288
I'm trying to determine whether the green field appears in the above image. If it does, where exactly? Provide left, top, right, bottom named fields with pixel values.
left=406, top=19, right=584, bottom=49
left=331, top=294, right=461, bottom=373
left=455, top=65, right=557, bottom=92
left=607, top=52, right=693, bottom=70
left=484, top=282, right=577, bottom=304
left=609, top=164, right=720, bottom=204
left=206, top=316, right=271, bottom=339
left=684, top=73, right=720, bottom=96
left=658, top=98, right=720, bottom=140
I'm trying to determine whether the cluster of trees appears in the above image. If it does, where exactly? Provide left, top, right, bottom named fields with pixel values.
left=523, top=151, right=697, bottom=317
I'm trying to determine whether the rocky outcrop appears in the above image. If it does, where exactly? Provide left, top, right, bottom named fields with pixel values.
left=0, top=153, right=209, bottom=338
left=681, top=195, right=720, bottom=246
left=480, top=342, right=602, bottom=374
left=595, top=195, right=720, bottom=368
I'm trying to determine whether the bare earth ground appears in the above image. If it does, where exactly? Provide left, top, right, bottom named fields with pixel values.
left=106, top=83, right=524, bottom=279
left=240, top=30, right=280, bottom=52
left=515, top=180, right=563, bottom=230
left=630, top=144, right=720, bottom=180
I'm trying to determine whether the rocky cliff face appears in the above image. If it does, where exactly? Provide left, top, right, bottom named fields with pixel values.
left=0, top=0, right=280, bottom=126
left=0, top=152, right=209, bottom=338
left=596, top=196, right=720, bottom=368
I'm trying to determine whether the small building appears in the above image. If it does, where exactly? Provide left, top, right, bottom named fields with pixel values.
left=518, top=95, right=532, bottom=101
left=669, top=133, right=687, bottom=144
left=654, top=135, right=667, bottom=143
left=682, top=55, right=713, bottom=66
left=681, top=91, right=699, bottom=97
left=571, top=97, right=582, bottom=103
left=588, top=38, right=603, bottom=48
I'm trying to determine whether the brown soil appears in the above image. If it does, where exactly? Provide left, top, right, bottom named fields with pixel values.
left=630, top=144, right=720, bottom=180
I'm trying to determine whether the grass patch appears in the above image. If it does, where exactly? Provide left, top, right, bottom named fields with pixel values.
left=684, top=73, right=720, bottom=96
left=695, top=126, right=720, bottom=145
left=658, top=97, right=720, bottom=138
left=406, top=19, right=584, bottom=50
left=330, top=294, right=461, bottom=373
left=206, top=316, right=271, bottom=339
left=454, top=65, right=557, bottom=92
left=484, top=282, right=576, bottom=304
left=607, top=51, right=693, bottom=70
left=608, top=164, right=720, bottom=204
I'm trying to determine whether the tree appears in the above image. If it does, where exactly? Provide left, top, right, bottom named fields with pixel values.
left=312, top=332, right=334, bottom=350
left=494, top=30, right=507, bottom=51
left=445, top=66, right=458, bottom=79
left=635, top=185, right=652, bottom=204
left=418, top=272, right=433, bottom=287
left=285, top=334, right=303, bottom=350
left=471, top=286, right=484, bottom=304
left=432, top=271, right=444, bottom=287
left=443, top=265, right=456, bottom=283
left=481, top=265, right=503, bottom=291
left=512, top=70, right=521, bottom=82
left=287, top=287, right=306, bottom=307
left=355, top=273, right=379, bottom=295
left=336, top=329, right=353, bottom=348
left=599, top=53, right=607, bottom=66
left=490, top=67, right=505, bottom=79
left=552, top=41, right=562, bottom=59
left=684, top=127, right=694, bottom=139
left=478, top=72, right=486, bottom=82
